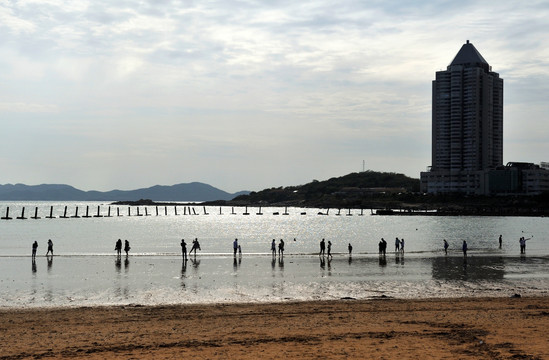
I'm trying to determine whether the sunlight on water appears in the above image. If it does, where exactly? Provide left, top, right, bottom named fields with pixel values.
left=1, top=202, right=548, bottom=308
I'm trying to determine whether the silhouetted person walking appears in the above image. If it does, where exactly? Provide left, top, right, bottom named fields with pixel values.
left=271, top=239, right=276, bottom=257
left=443, top=239, right=449, bottom=255
left=46, top=239, right=53, bottom=256
left=278, top=239, right=284, bottom=257
left=233, top=238, right=238, bottom=257
left=181, top=239, right=187, bottom=260
left=327, top=241, right=332, bottom=258
left=32, top=241, right=38, bottom=260
left=124, top=240, right=131, bottom=256
left=115, top=239, right=122, bottom=256
left=348, top=243, right=353, bottom=256
left=462, top=240, right=468, bottom=257
left=190, top=238, right=201, bottom=256
left=319, top=238, right=326, bottom=256
left=498, top=235, right=502, bottom=249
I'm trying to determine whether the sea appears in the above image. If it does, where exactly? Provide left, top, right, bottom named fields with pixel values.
left=1, top=201, right=548, bottom=308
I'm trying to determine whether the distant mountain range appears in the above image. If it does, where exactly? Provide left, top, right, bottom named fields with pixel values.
left=0, top=183, right=249, bottom=201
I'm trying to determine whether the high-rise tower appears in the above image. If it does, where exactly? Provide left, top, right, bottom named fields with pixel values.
left=421, top=41, right=504, bottom=194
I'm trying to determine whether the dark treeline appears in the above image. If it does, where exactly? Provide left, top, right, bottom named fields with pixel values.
left=204, top=171, right=549, bottom=216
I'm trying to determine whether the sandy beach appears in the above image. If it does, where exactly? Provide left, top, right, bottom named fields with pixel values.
left=1, top=297, right=548, bottom=359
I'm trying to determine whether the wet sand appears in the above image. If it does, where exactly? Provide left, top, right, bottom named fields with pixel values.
left=1, top=297, right=548, bottom=359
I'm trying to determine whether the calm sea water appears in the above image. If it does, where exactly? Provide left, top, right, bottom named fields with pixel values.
left=1, top=202, right=548, bottom=308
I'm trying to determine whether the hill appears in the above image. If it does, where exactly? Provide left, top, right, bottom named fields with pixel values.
left=213, top=171, right=420, bottom=208
left=0, top=183, right=248, bottom=201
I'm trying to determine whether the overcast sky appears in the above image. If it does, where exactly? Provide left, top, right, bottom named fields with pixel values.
left=1, top=1, right=549, bottom=193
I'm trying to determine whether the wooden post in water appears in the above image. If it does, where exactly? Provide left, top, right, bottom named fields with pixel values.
left=16, top=207, right=27, bottom=220
left=94, top=205, right=103, bottom=217
left=165, top=206, right=168, bottom=216
left=156, top=206, right=159, bottom=216
left=106, top=206, right=112, bottom=217
left=257, top=206, right=263, bottom=215
left=283, top=206, right=289, bottom=215
left=359, top=208, right=364, bottom=216
left=203, top=206, right=209, bottom=215
left=219, top=206, right=223, bottom=215
left=128, top=207, right=131, bottom=216
left=174, top=206, right=178, bottom=215
left=192, top=207, right=197, bottom=215
left=1, top=207, right=13, bottom=220
left=31, top=207, right=41, bottom=219
left=71, top=206, right=80, bottom=218
left=83, top=205, right=91, bottom=218
left=117, top=207, right=121, bottom=217
left=45, top=205, right=55, bottom=219
left=136, top=207, right=142, bottom=216
left=231, top=207, right=236, bottom=215
left=347, top=209, right=352, bottom=216
left=145, top=207, right=150, bottom=216
left=243, top=206, right=249, bottom=215
left=60, top=206, right=68, bottom=218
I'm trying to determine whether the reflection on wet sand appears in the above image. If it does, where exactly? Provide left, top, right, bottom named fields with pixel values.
left=181, top=259, right=187, bottom=289
left=431, top=256, right=505, bottom=281
left=47, top=255, right=53, bottom=273
left=379, top=255, right=387, bottom=267
left=115, top=256, right=121, bottom=273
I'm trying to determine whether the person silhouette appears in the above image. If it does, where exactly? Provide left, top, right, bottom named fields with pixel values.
left=32, top=241, right=38, bottom=260
left=271, top=239, right=276, bottom=257
left=443, top=239, right=449, bottom=254
left=327, top=241, right=332, bottom=258
left=115, top=239, right=122, bottom=256
left=124, top=240, right=131, bottom=256
left=348, top=243, right=353, bottom=256
left=190, top=238, right=201, bottom=256
left=233, top=238, right=238, bottom=257
left=181, top=239, right=187, bottom=260
left=319, top=238, right=326, bottom=256
left=46, top=239, right=53, bottom=256
left=278, top=239, right=284, bottom=257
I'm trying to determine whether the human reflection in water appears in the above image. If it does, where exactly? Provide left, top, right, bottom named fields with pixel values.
left=348, top=255, right=352, bottom=265
left=32, top=259, right=37, bottom=274
left=233, top=256, right=241, bottom=271
left=181, top=259, right=187, bottom=289
left=115, top=256, right=122, bottom=273
left=395, top=252, right=404, bottom=265
left=320, top=256, right=326, bottom=270
left=378, top=254, right=387, bottom=267
left=47, top=255, right=53, bottom=272
left=124, top=256, right=130, bottom=273
left=271, top=257, right=276, bottom=272
left=278, top=256, right=284, bottom=269
left=191, top=257, right=201, bottom=269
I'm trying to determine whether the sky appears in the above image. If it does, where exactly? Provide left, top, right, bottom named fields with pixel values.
left=1, top=0, right=549, bottom=193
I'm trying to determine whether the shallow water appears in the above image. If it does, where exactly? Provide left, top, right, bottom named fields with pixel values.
left=1, top=202, right=548, bottom=308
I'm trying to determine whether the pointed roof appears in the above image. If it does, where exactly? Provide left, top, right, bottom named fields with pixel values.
left=449, top=40, right=489, bottom=70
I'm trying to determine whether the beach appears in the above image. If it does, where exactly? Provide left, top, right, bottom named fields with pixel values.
left=1, top=297, right=548, bottom=359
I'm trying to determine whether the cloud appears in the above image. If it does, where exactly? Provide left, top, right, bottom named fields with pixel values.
left=1, top=0, right=549, bottom=191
